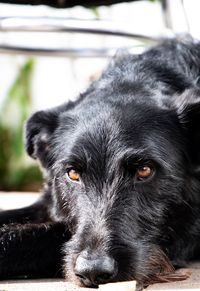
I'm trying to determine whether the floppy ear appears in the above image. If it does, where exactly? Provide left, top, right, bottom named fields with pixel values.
left=25, top=108, right=59, bottom=168
left=25, top=100, right=77, bottom=168
left=176, top=88, right=200, bottom=169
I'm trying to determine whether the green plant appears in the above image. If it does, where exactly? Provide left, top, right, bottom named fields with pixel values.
left=0, top=59, right=42, bottom=191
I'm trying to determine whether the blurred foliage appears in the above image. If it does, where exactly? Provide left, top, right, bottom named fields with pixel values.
left=0, top=59, right=42, bottom=191
left=90, top=6, right=101, bottom=18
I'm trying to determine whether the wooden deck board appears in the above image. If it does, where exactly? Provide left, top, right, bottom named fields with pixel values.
left=0, top=280, right=136, bottom=291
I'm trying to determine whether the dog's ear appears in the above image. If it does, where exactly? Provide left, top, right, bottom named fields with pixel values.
left=25, top=108, right=59, bottom=168
left=176, top=88, right=200, bottom=168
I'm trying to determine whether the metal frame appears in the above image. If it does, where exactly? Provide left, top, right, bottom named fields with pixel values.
left=0, top=0, right=188, bottom=57
left=0, top=17, right=175, bottom=57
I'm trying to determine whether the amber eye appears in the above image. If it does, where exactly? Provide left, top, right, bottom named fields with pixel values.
left=135, top=166, right=153, bottom=181
left=67, top=169, right=81, bottom=182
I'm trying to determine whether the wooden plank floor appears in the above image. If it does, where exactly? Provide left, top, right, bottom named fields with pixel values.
left=0, top=267, right=199, bottom=291
left=0, top=280, right=136, bottom=291
left=0, top=192, right=199, bottom=291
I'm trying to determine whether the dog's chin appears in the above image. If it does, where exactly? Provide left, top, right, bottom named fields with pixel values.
left=135, top=247, right=191, bottom=287
left=64, top=269, right=99, bottom=288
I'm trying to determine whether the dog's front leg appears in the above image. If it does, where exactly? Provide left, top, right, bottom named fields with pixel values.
left=0, top=222, right=71, bottom=279
left=0, top=195, right=51, bottom=226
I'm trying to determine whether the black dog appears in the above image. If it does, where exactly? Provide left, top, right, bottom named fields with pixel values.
left=0, top=39, right=200, bottom=289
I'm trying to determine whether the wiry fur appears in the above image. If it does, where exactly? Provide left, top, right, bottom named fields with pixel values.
left=0, top=39, right=200, bottom=289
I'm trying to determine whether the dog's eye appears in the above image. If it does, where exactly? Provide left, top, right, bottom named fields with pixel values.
left=67, top=169, right=81, bottom=182
left=135, top=166, right=153, bottom=181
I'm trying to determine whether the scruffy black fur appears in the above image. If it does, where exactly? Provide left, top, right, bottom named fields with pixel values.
left=1, top=39, right=200, bottom=289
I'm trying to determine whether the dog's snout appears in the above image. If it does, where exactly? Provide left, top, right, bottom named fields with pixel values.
left=74, top=254, right=116, bottom=287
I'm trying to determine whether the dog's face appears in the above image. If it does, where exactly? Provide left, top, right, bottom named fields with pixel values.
left=26, top=83, right=200, bottom=286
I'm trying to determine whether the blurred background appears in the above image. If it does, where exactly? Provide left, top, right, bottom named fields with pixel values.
left=0, top=0, right=200, bottom=193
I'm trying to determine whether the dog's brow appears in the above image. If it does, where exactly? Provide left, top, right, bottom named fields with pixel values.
left=119, top=148, right=150, bottom=161
left=65, top=157, right=86, bottom=168
left=53, top=152, right=88, bottom=172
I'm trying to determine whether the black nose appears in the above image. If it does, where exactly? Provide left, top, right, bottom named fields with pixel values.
left=74, top=254, right=116, bottom=287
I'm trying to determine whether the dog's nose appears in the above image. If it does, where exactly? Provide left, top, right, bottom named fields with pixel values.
left=74, top=254, right=116, bottom=287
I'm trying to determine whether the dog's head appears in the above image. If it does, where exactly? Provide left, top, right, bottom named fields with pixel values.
left=25, top=78, right=199, bottom=286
